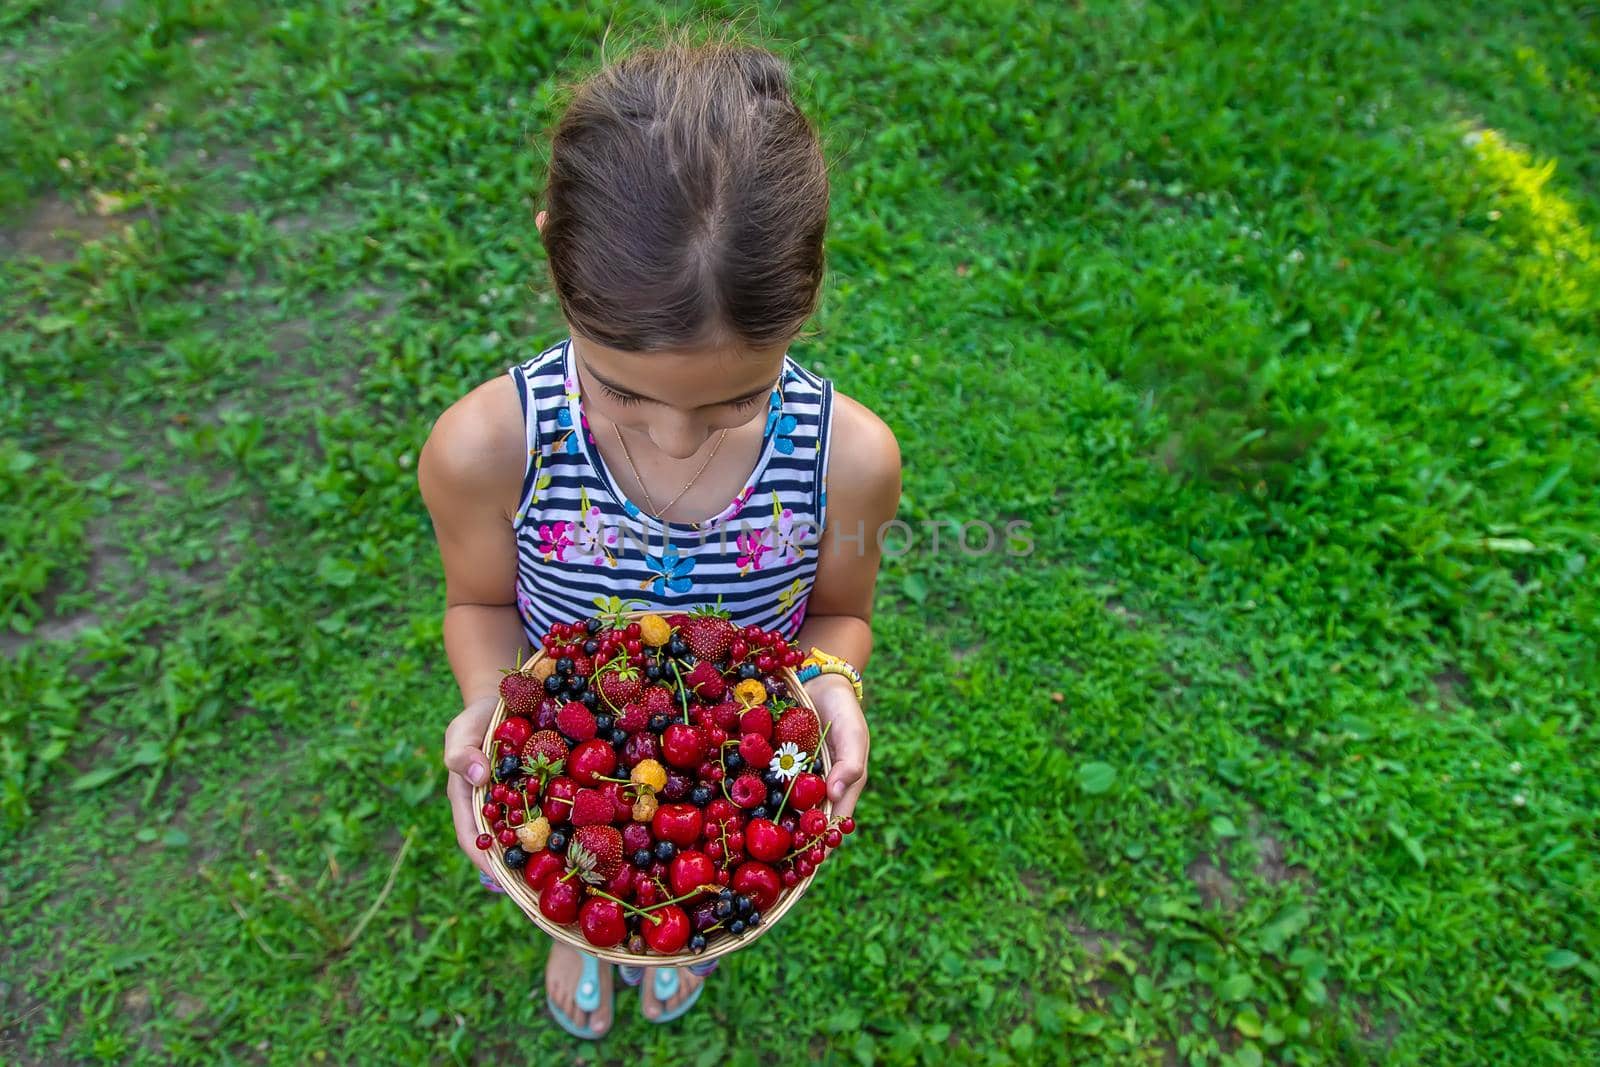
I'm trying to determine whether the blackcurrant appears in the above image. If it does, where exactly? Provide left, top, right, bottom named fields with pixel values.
left=585, top=619, right=601, bottom=635
left=653, top=840, right=677, bottom=862
left=548, top=830, right=568, bottom=853
left=632, top=849, right=653, bottom=868
left=762, top=770, right=783, bottom=789
left=648, top=714, right=670, bottom=733
left=566, top=676, right=588, bottom=695
left=593, top=713, right=613, bottom=732
left=737, top=663, right=761, bottom=680
left=688, top=933, right=707, bottom=953
left=495, top=755, right=522, bottom=781
left=718, top=887, right=734, bottom=901
left=645, top=664, right=662, bottom=682
left=767, top=788, right=786, bottom=809
left=503, top=846, right=528, bottom=868
left=583, top=638, right=599, bottom=654
left=714, top=900, right=733, bottom=919
left=667, top=636, right=688, bottom=658
left=608, top=727, right=628, bottom=745
left=728, top=919, right=746, bottom=936
left=724, top=752, right=745, bottom=773
left=581, top=691, right=598, bottom=709
left=734, top=894, right=753, bottom=916
left=690, top=785, right=713, bottom=806
left=544, top=675, right=565, bottom=695
left=556, top=657, right=575, bottom=676
left=749, top=806, right=770, bottom=820
left=747, top=911, right=762, bottom=927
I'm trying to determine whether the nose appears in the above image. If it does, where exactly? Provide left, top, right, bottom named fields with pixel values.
left=649, top=411, right=714, bottom=460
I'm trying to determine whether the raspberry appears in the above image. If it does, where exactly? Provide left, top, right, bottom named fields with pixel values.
left=630, top=758, right=667, bottom=793
left=570, top=788, right=613, bottom=826
left=516, top=815, right=552, bottom=851
left=556, top=702, right=598, bottom=743
left=730, top=773, right=766, bottom=809
left=738, top=733, right=774, bottom=771
left=637, top=613, right=672, bottom=647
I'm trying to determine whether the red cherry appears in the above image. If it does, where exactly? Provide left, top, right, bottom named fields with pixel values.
left=731, top=861, right=782, bottom=910
left=523, top=850, right=565, bottom=891
left=606, top=864, right=635, bottom=902
left=474, top=833, right=493, bottom=851
left=651, top=803, right=704, bottom=847
left=669, top=850, right=718, bottom=897
left=661, top=724, right=705, bottom=769
left=635, top=875, right=659, bottom=906
left=824, top=828, right=843, bottom=848
left=642, top=904, right=691, bottom=953
left=745, top=818, right=792, bottom=863
left=840, top=817, right=856, bottom=835
left=494, top=716, right=533, bottom=749
left=497, top=828, right=518, bottom=847
left=788, top=773, right=827, bottom=811
left=541, top=776, right=577, bottom=822
left=540, top=877, right=582, bottom=923
left=579, top=897, right=627, bottom=947
left=567, top=739, right=618, bottom=786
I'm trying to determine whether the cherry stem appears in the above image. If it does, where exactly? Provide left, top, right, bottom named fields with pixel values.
left=774, top=772, right=799, bottom=822
left=586, top=887, right=662, bottom=923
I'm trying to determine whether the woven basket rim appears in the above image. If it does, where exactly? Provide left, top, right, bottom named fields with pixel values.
left=473, top=611, right=831, bottom=965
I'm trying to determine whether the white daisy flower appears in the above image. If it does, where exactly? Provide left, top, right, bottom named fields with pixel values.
left=769, top=743, right=808, bottom=780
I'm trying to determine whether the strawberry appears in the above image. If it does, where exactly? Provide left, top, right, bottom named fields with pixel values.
left=498, top=671, right=542, bottom=717
left=596, top=664, right=642, bottom=709
left=570, top=788, right=613, bottom=827
left=617, top=700, right=649, bottom=734
left=520, top=730, right=569, bottom=784
left=568, top=825, right=624, bottom=884
left=738, top=733, right=774, bottom=772
left=684, top=661, right=727, bottom=702
left=773, top=706, right=820, bottom=753
left=556, top=702, right=598, bottom=743
left=680, top=606, right=736, bottom=663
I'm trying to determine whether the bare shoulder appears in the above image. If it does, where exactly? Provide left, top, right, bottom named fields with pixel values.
left=418, top=375, right=527, bottom=520
left=827, top=391, right=902, bottom=500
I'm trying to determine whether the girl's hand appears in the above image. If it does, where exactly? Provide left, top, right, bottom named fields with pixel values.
left=443, top=695, right=502, bottom=877
left=805, top=674, right=869, bottom=819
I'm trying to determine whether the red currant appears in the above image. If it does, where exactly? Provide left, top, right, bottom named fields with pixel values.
left=705, top=841, right=723, bottom=861
left=497, top=829, right=518, bottom=847
left=625, top=623, right=641, bottom=639
left=840, top=817, right=856, bottom=835
left=782, top=867, right=800, bottom=886
left=481, top=802, right=500, bottom=819
left=709, top=765, right=725, bottom=782
left=824, top=828, right=842, bottom=848
left=508, top=809, right=526, bottom=827
left=475, top=833, right=494, bottom=851
left=796, top=858, right=814, bottom=877
left=729, top=640, right=748, bottom=661
left=756, top=654, right=775, bottom=673
left=808, top=846, right=825, bottom=864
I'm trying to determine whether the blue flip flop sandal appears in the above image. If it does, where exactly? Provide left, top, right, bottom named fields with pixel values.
left=547, top=951, right=609, bottom=1040
left=638, top=965, right=706, bottom=1024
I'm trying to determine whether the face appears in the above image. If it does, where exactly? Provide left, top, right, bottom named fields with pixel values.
left=571, top=334, right=787, bottom=459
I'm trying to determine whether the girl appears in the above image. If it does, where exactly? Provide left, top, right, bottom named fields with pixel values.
left=420, top=37, right=900, bottom=1039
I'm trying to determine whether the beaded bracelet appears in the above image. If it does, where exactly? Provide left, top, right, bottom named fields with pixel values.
left=795, top=647, right=864, bottom=701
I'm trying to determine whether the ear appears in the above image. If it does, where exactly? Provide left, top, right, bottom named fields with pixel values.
left=535, top=210, right=548, bottom=235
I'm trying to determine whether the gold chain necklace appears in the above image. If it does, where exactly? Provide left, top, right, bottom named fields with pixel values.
left=614, top=424, right=729, bottom=519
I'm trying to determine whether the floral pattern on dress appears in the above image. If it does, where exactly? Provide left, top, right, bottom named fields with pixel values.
left=640, top=543, right=696, bottom=594
left=538, top=520, right=574, bottom=562
left=573, top=489, right=618, bottom=567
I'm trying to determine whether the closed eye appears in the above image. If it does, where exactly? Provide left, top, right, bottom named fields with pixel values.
left=601, top=384, right=770, bottom=410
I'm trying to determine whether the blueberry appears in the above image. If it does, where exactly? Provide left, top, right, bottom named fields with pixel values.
left=718, top=887, right=734, bottom=901
left=503, top=846, right=528, bottom=868
left=648, top=713, right=670, bottom=733
left=632, top=848, right=653, bottom=868
left=593, top=713, right=613, bottom=732
left=583, top=638, right=599, bottom=654
left=566, top=675, right=588, bottom=694
left=688, top=933, right=707, bottom=953
left=495, top=755, right=522, bottom=781
left=749, top=806, right=770, bottom=820
left=747, top=911, right=762, bottom=927
left=544, top=675, right=565, bottom=695
left=654, top=840, right=677, bottom=862
left=585, top=619, right=601, bottom=635
left=762, top=769, right=783, bottom=789
left=767, top=788, right=785, bottom=809
left=547, top=830, right=568, bottom=853
left=714, top=899, right=733, bottom=919
left=645, top=664, right=662, bottom=681
left=690, top=785, right=713, bottom=806
left=608, top=727, right=628, bottom=745
left=728, top=919, right=746, bottom=936
left=724, top=752, right=745, bottom=773
left=734, top=894, right=753, bottom=916
left=737, top=663, right=761, bottom=680
left=667, top=636, right=688, bottom=658
left=580, top=691, right=598, bottom=709
left=556, top=657, right=575, bottom=676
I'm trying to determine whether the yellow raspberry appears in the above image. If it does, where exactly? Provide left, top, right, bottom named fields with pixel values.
left=530, top=657, right=556, bottom=682
left=516, top=815, right=551, bottom=852
left=734, top=679, right=767, bottom=708
left=632, top=792, right=659, bottom=822
left=637, top=613, right=672, bottom=647
left=630, top=758, right=667, bottom=792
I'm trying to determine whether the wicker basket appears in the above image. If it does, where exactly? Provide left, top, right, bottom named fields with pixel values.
left=473, top=612, right=832, bottom=966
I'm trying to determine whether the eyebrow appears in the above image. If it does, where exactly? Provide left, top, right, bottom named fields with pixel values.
left=586, top=366, right=771, bottom=407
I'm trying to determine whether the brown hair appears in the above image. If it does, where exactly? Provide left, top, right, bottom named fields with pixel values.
left=538, top=33, right=829, bottom=353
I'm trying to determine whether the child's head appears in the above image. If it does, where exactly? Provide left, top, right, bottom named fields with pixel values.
left=538, top=36, right=828, bottom=357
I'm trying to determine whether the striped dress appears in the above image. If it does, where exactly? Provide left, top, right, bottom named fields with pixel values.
left=508, top=338, right=834, bottom=648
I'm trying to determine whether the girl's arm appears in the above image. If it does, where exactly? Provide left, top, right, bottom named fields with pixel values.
left=418, top=377, right=530, bottom=874
left=794, top=395, right=902, bottom=818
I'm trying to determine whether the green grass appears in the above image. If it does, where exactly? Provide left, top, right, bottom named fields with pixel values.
left=2, top=0, right=1597, bottom=1063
